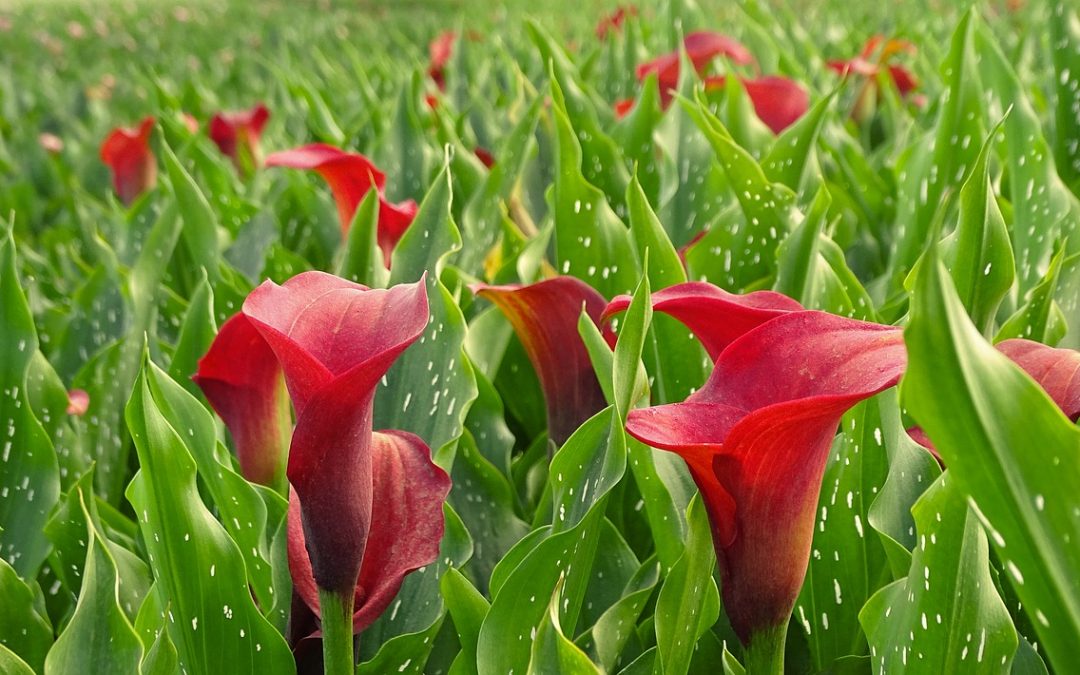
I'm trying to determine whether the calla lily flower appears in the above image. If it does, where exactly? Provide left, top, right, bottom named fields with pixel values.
left=828, top=36, right=922, bottom=120
left=472, top=277, right=613, bottom=446
left=995, top=339, right=1080, bottom=419
left=193, top=312, right=291, bottom=488
left=196, top=271, right=450, bottom=652
left=428, top=30, right=456, bottom=91
left=209, top=103, right=270, bottom=174
left=66, top=389, right=89, bottom=416
left=286, top=428, right=449, bottom=634
left=909, top=339, right=1080, bottom=459
left=265, top=144, right=418, bottom=266
left=704, top=75, right=810, bottom=134
left=99, top=116, right=156, bottom=206
left=637, top=31, right=754, bottom=104
left=624, top=299, right=907, bottom=647
left=603, top=282, right=803, bottom=361
left=595, top=6, right=636, bottom=40
left=474, top=147, right=495, bottom=168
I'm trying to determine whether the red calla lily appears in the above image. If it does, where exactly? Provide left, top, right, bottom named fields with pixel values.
left=209, top=103, right=270, bottom=173
left=428, top=30, right=456, bottom=91
left=474, top=147, right=495, bottom=168
left=193, top=313, right=291, bottom=488
left=228, top=271, right=449, bottom=627
left=637, top=30, right=755, bottom=94
left=704, top=75, right=811, bottom=134
left=828, top=35, right=920, bottom=120
left=472, top=277, right=614, bottom=446
left=99, top=116, right=156, bottom=206
left=242, top=272, right=432, bottom=598
left=596, top=6, right=636, bottom=40
left=603, top=282, right=803, bottom=361
left=265, top=144, right=418, bottom=266
left=909, top=338, right=1080, bottom=459
left=66, top=389, right=89, bottom=416
left=613, top=98, right=636, bottom=119
left=625, top=304, right=906, bottom=644
left=995, top=339, right=1080, bottom=419
left=286, top=429, right=448, bottom=634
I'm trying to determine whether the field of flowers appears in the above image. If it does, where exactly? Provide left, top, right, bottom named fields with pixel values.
left=1, top=0, right=1079, bottom=673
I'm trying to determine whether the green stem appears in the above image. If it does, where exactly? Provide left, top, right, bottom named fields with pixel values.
left=744, top=623, right=786, bottom=675
left=319, top=588, right=355, bottom=675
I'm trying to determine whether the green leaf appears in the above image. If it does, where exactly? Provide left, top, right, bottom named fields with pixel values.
left=995, top=246, right=1069, bottom=345
left=653, top=496, right=721, bottom=675
left=904, top=250, right=1080, bottom=672
left=0, top=645, right=34, bottom=675
left=167, top=272, right=217, bottom=397
left=125, top=358, right=294, bottom=675
left=0, top=224, right=60, bottom=579
left=1050, top=1, right=1080, bottom=189
left=337, top=188, right=389, bottom=288
left=441, top=567, right=490, bottom=675
left=762, top=89, right=835, bottom=191
left=0, top=558, right=51, bottom=673
left=162, top=139, right=221, bottom=283
left=527, top=576, right=603, bottom=674
left=612, top=266, right=651, bottom=420
left=861, top=473, right=1018, bottom=672
left=379, top=163, right=477, bottom=456
left=550, top=77, right=639, bottom=298
left=577, top=558, right=660, bottom=671
left=934, top=119, right=1015, bottom=335
left=795, top=398, right=890, bottom=669
left=44, top=488, right=144, bottom=675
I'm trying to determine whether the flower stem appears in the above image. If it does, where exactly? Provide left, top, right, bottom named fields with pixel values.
left=319, top=588, right=355, bottom=675
left=744, top=623, right=786, bottom=675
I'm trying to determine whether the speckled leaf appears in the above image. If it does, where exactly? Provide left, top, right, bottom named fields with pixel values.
left=162, top=140, right=221, bottom=283
left=996, top=246, right=1069, bottom=345
left=551, top=82, right=639, bottom=298
left=653, top=496, right=721, bottom=675
left=125, top=358, right=294, bottom=675
left=167, top=273, right=216, bottom=397
left=795, top=398, right=890, bottom=670
left=904, top=252, right=1080, bottom=672
left=527, top=577, right=603, bottom=674
left=44, top=489, right=144, bottom=675
left=0, top=225, right=60, bottom=579
left=441, top=566, right=490, bottom=675
left=861, top=473, right=1017, bottom=673
left=762, top=89, right=835, bottom=191
left=0, top=558, right=51, bottom=673
left=336, top=187, right=389, bottom=288
left=379, top=163, right=478, bottom=454
left=1050, top=1, right=1080, bottom=190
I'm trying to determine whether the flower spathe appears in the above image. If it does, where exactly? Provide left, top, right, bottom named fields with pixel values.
left=704, top=75, right=811, bottom=134
left=995, top=339, right=1080, bottom=420
left=625, top=302, right=907, bottom=644
left=215, top=271, right=450, bottom=626
left=636, top=30, right=755, bottom=95
left=209, top=102, right=270, bottom=174
left=100, top=116, right=156, bottom=206
left=193, top=312, right=291, bottom=488
left=428, top=30, right=456, bottom=90
left=265, top=144, right=418, bottom=266
left=472, top=277, right=613, bottom=446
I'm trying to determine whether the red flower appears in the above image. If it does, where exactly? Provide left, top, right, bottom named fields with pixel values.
left=179, top=112, right=199, bottom=134
left=66, top=389, right=89, bottom=416
left=621, top=290, right=906, bottom=644
left=99, top=116, right=156, bottom=206
left=828, top=35, right=920, bottom=120
left=995, top=340, right=1080, bottom=419
left=428, top=30, right=456, bottom=91
left=473, top=147, right=495, bottom=168
left=603, top=282, right=802, bottom=361
left=637, top=31, right=755, bottom=98
left=472, top=277, right=613, bottom=446
left=193, top=313, right=291, bottom=488
left=910, top=339, right=1080, bottom=459
left=230, top=271, right=449, bottom=630
left=209, top=103, right=270, bottom=174
left=613, top=98, right=636, bottom=119
left=265, top=144, right=418, bottom=266
left=596, top=6, right=636, bottom=40
left=704, top=75, right=810, bottom=134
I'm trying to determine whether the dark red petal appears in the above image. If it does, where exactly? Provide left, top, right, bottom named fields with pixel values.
left=377, top=198, right=418, bottom=267
left=473, top=147, right=495, bottom=168
left=429, top=31, right=456, bottom=72
left=209, top=103, right=270, bottom=168
left=683, top=30, right=754, bottom=68
left=472, top=277, right=611, bottom=445
left=613, top=98, right=636, bottom=119
left=266, top=144, right=394, bottom=240
left=287, top=431, right=449, bottom=634
left=193, top=313, right=289, bottom=487
left=602, top=282, right=803, bottom=361
left=246, top=273, right=429, bottom=597
left=100, top=116, right=156, bottom=205
left=996, top=339, right=1080, bottom=420
left=887, top=65, right=919, bottom=96
left=627, top=310, right=906, bottom=642
left=827, top=57, right=878, bottom=78
left=740, top=76, right=810, bottom=134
